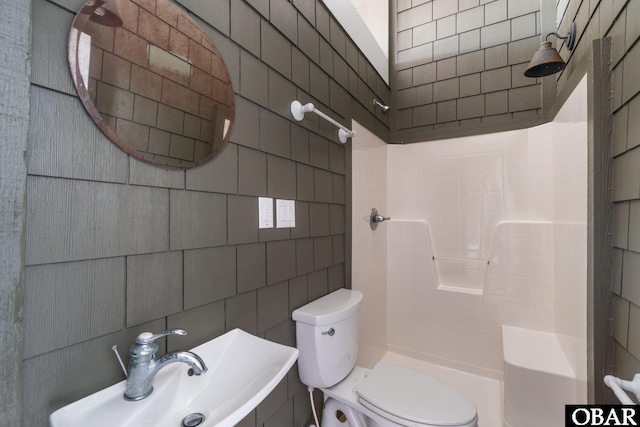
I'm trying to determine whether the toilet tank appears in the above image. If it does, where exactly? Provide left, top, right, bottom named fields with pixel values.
left=292, top=289, right=363, bottom=389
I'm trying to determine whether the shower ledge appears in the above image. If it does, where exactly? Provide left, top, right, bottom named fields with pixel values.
left=388, top=219, right=554, bottom=296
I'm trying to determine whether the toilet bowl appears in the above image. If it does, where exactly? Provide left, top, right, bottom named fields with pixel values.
left=292, top=289, right=478, bottom=427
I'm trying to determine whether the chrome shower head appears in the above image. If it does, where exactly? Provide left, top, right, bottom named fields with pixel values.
left=373, top=99, right=390, bottom=114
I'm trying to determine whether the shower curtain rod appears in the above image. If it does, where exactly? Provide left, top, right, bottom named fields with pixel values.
left=290, top=100, right=356, bottom=144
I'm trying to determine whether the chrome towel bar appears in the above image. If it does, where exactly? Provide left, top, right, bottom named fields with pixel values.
left=290, top=100, right=355, bottom=143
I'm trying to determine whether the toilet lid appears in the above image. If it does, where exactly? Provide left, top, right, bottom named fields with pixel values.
left=356, top=363, right=477, bottom=426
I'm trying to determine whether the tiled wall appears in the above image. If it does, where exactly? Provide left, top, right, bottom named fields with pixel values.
left=393, top=0, right=546, bottom=142
left=23, top=0, right=389, bottom=426
left=350, top=120, right=388, bottom=368
left=384, top=78, right=587, bottom=382
left=15, top=0, right=640, bottom=422
left=573, top=0, right=640, bottom=390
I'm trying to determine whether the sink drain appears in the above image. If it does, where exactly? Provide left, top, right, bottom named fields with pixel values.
left=181, top=413, right=205, bottom=427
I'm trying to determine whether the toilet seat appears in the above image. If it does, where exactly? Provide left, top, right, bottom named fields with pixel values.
left=356, top=363, right=477, bottom=427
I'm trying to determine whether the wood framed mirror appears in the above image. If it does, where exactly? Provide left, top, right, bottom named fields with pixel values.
left=68, top=0, right=234, bottom=169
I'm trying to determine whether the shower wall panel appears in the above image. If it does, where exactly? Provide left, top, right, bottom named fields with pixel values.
left=385, top=78, right=587, bottom=381
left=351, top=121, right=389, bottom=368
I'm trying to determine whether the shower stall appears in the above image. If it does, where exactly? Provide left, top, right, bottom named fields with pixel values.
left=351, top=76, right=589, bottom=426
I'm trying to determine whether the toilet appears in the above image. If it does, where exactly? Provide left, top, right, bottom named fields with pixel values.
left=292, top=289, right=478, bottom=427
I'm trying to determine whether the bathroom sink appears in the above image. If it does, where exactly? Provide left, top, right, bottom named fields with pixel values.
left=49, top=329, right=299, bottom=427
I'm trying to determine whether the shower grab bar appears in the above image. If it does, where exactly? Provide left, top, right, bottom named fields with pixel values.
left=604, top=374, right=640, bottom=404
left=290, top=100, right=355, bottom=143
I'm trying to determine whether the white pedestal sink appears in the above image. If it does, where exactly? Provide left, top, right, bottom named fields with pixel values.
left=49, top=329, right=299, bottom=427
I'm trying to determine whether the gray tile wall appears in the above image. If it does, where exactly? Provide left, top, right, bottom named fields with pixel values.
left=24, top=0, right=389, bottom=426
left=393, top=0, right=545, bottom=142
left=570, top=0, right=640, bottom=396
left=25, top=0, right=640, bottom=420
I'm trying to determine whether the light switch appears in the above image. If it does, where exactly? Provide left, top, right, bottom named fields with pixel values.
left=258, top=197, right=273, bottom=229
left=276, top=199, right=296, bottom=228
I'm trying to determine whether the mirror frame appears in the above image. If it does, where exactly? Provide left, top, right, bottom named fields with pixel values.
left=68, top=0, right=235, bottom=169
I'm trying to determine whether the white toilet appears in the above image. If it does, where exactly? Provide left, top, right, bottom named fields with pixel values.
left=292, top=289, right=478, bottom=427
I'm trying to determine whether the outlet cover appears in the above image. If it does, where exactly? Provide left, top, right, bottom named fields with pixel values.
left=258, top=197, right=273, bottom=229
left=276, top=199, right=296, bottom=228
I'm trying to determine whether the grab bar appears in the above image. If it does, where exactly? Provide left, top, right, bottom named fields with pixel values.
left=290, top=100, right=355, bottom=143
left=604, top=374, right=640, bottom=404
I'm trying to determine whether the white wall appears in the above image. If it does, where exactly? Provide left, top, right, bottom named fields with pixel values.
left=351, top=121, right=388, bottom=368
left=386, top=126, right=558, bottom=377
left=352, top=77, right=587, bottom=389
left=349, top=0, right=388, bottom=58
left=321, top=0, right=388, bottom=83
left=552, top=77, right=589, bottom=399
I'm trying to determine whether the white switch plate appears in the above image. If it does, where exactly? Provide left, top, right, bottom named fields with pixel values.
left=258, top=197, right=273, bottom=229
left=276, top=199, right=296, bottom=228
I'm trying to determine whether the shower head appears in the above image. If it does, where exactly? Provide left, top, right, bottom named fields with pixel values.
left=373, top=99, right=390, bottom=114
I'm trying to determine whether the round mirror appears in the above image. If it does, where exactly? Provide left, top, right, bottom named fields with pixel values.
left=68, top=0, right=234, bottom=169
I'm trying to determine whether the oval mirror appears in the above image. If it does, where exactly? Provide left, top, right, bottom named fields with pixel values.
left=68, top=0, right=234, bottom=169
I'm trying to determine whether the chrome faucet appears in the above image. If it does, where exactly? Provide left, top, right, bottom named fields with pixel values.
left=122, top=329, right=208, bottom=401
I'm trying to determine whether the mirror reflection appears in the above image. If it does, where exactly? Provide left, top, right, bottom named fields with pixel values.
left=68, top=0, right=234, bottom=169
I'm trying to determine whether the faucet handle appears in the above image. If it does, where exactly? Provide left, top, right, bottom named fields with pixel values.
left=135, top=329, right=187, bottom=344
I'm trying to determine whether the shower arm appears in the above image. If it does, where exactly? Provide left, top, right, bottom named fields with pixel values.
left=290, top=100, right=356, bottom=143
